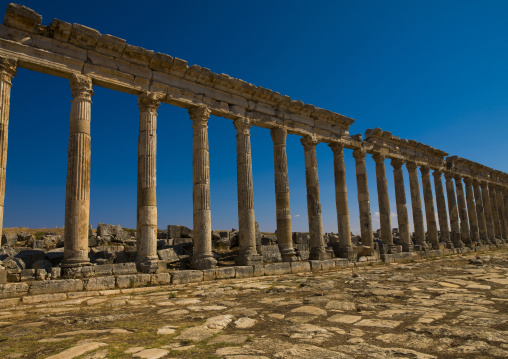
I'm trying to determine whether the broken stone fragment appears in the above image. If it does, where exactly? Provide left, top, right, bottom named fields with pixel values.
left=4, top=3, right=42, bottom=33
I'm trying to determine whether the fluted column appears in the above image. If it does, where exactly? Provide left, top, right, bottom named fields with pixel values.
left=271, top=127, right=298, bottom=262
left=0, top=57, right=16, bottom=241
left=330, top=143, right=353, bottom=258
left=391, top=159, right=412, bottom=252
left=372, top=154, right=396, bottom=253
left=407, top=162, right=427, bottom=250
left=455, top=175, right=472, bottom=247
left=444, top=173, right=463, bottom=248
left=481, top=182, right=496, bottom=243
left=189, top=106, right=217, bottom=269
left=421, top=166, right=439, bottom=249
left=489, top=184, right=503, bottom=240
left=433, top=170, right=452, bottom=248
left=353, top=149, right=373, bottom=253
left=495, top=185, right=508, bottom=240
left=63, top=74, right=93, bottom=270
left=472, top=179, right=488, bottom=244
left=136, top=92, right=163, bottom=273
left=234, top=118, right=262, bottom=265
left=463, top=177, right=480, bottom=245
left=300, top=136, right=328, bottom=259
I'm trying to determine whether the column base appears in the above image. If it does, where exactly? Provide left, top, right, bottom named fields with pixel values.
left=190, top=254, right=217, bottom=270
left=61, top=263, right=94, bottom=279
left=401, top=243, right=414, bottom=252
left=235, top=253, right=263, bottom=266
left=337, top=246, right=356, bottom=260
left=309, top=248, right=333, bottom=260
left=388, top=244, right=402, bottom=254
left=414, top=243, right=430, bottom=251
left=136, top=257, right=159, bottom=274
left=280, top=247, right=299, bottom=262
left=431, top=242, right=440, bottom=250
left=453, top=240, right=465, bottom=249
left=443, top=241, right=454, bottom=249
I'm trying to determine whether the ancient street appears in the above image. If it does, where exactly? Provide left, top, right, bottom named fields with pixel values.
left=1, top=249, right=507, bottom=359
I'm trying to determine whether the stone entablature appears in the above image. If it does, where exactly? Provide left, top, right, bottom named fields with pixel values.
left=0, top=3, right=354, bottom=142
left=364, top=127, right=448, bottom=169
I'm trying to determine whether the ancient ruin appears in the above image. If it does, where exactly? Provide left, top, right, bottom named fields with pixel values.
left=0, top=3, right=507, bottom=296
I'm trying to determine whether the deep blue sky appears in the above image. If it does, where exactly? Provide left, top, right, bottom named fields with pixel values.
left=3, top=0, right=508, bottom=234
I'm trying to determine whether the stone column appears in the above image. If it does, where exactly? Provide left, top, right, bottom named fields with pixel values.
left=62, top=74, right=93, bottom=270
left=472, top=179, right=488, bottom=244
left=189, top=106, right=217, bottom=269
left=136, top=92, right=163, bottom=273
left=0, top=57, right=16, bottom=241
left=391, top=159, right=412, bottom=252
left=372, top=154, right=396, bottom=252
left=433, top=170, right=452, bottom=248
left=481, top=182, right=496, bottom=243
left=420, top=166, right=439, bottom=249
left=463, top=177, right=480, bottom=245
left=495, top=185, right=508, bottom=240
left=444, top=173, right=463, bottom=248
left=407, top=162, right=427, bottom=250
left=330, top=143, right=353, bottom=258
left=271, top=127, right=298, bottom=262
left=300, top=136, right=328, bottom=259
left=455, top=175, right=472, bottom=247
left=353, top=149, right=374, bottom=253
left=489, top=184, right=503, bottom=240
left=234, top=118, right=262, bottom=265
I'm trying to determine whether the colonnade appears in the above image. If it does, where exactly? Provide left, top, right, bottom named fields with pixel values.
left=1, top=57, right=508, bottom=275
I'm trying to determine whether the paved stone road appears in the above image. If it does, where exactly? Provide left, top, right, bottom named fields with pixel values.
left=1, top=250, right=507, bottom=358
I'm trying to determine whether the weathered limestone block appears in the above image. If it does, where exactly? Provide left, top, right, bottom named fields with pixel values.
left=68, top=23, right=100, bottom=50
left=171, top=270, right=203, bottom=284
left=290, top=261, right=311, bottom=273
left=84, top=276, right=116, bottom=291
left=29, top=279, right=83, bottom=294
left=214, top=267, right=236, bottom=279
left=49, top=19, right=72, bottom=42
left=4, top=4, right=42, bottom=33
left=264, top=262, right=290, bottom=276
left=122, top=44, right=154, bottom=66
left=94, top=264, right=113, bottom=276
left=22, top=293, right=67, bottom=304
left=111, top=263, right=137, bottom=276
left=151, top=272, right=172, bottom=285
left=31, top=34, right=88, bottom=61
left=116, top=274, right=151, bottom=289
left=252, top=264, right=264, bottom=276
left=234, top=266, right=254, bottom=278
left=0, top=282, right=28, bottom=298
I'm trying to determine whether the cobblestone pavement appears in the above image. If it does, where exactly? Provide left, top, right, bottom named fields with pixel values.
left=1, top=250, right=507, bottom=359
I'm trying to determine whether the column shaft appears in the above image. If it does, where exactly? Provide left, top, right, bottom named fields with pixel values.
left=464, top=177, right=480, bottom=244
left=373, top=154, right=394, bottom=250
left=495, top=185, right=508, bottom=239
left=391, top=159, right=412, bottom=251
left=445, top=173, right=463, bottom=247
left=473, top=180, right=488, bottom=243
left=189, top=106, right=217, bottom=269
left=0, top=57, right=16, bottom=241
left=301, top=136, right=328, bottom=259
left=63, top=74, right=93, bottom=269
left=234, top=118, right=262, bottom=265
left=481, top=182, right=496, bottom=243
left=407, top=162, right=427, bottom=249
left=271, top=127, right=297, bottom=261
left=330, top=143, right=352, bottom=258
left=489, top=184, right=503, bottom=239
left=421, top=167, right=439, bottom=249
left=353, top=149, right=373, bottom=253
left=136, top=92, right=163, bottom=273
left=455, top=176, right=472, bottom=247
left=433, top=170, right=452, bottom=247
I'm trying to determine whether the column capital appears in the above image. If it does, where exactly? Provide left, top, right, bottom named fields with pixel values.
left=138, top=91, right=164, bottom=113
left=463, top=177, right=473, bottom=186
left=453, top=174, right=463, bottom=182
left=189, top=105, right=210, bottom=122
left=480, top=181, right=489, bottom=189
left=233, top=117, right=252, bottom=135
left=0, top=57, right=17, bottom=83
left=390, top=158, right=404, bottom=170
left=329, top=142, right=344, bottom=156
left=406, top=162, right=418, bottom=173
left=300, top=135, right=319, bottom=152
left=372, top=153, right=385, bottom=164
left=472, top=178, right=481, bottom=187
left=432, top=169, right=443, bottom=178
left=420, top=166, right=430, bottom=175
left=270, top=127, right=287, bottom=145
left=444, top=172, right=454, bottom=181
left=70, top=74, right=93, bottom=100
left=352, top=148, right=366, bottom=161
